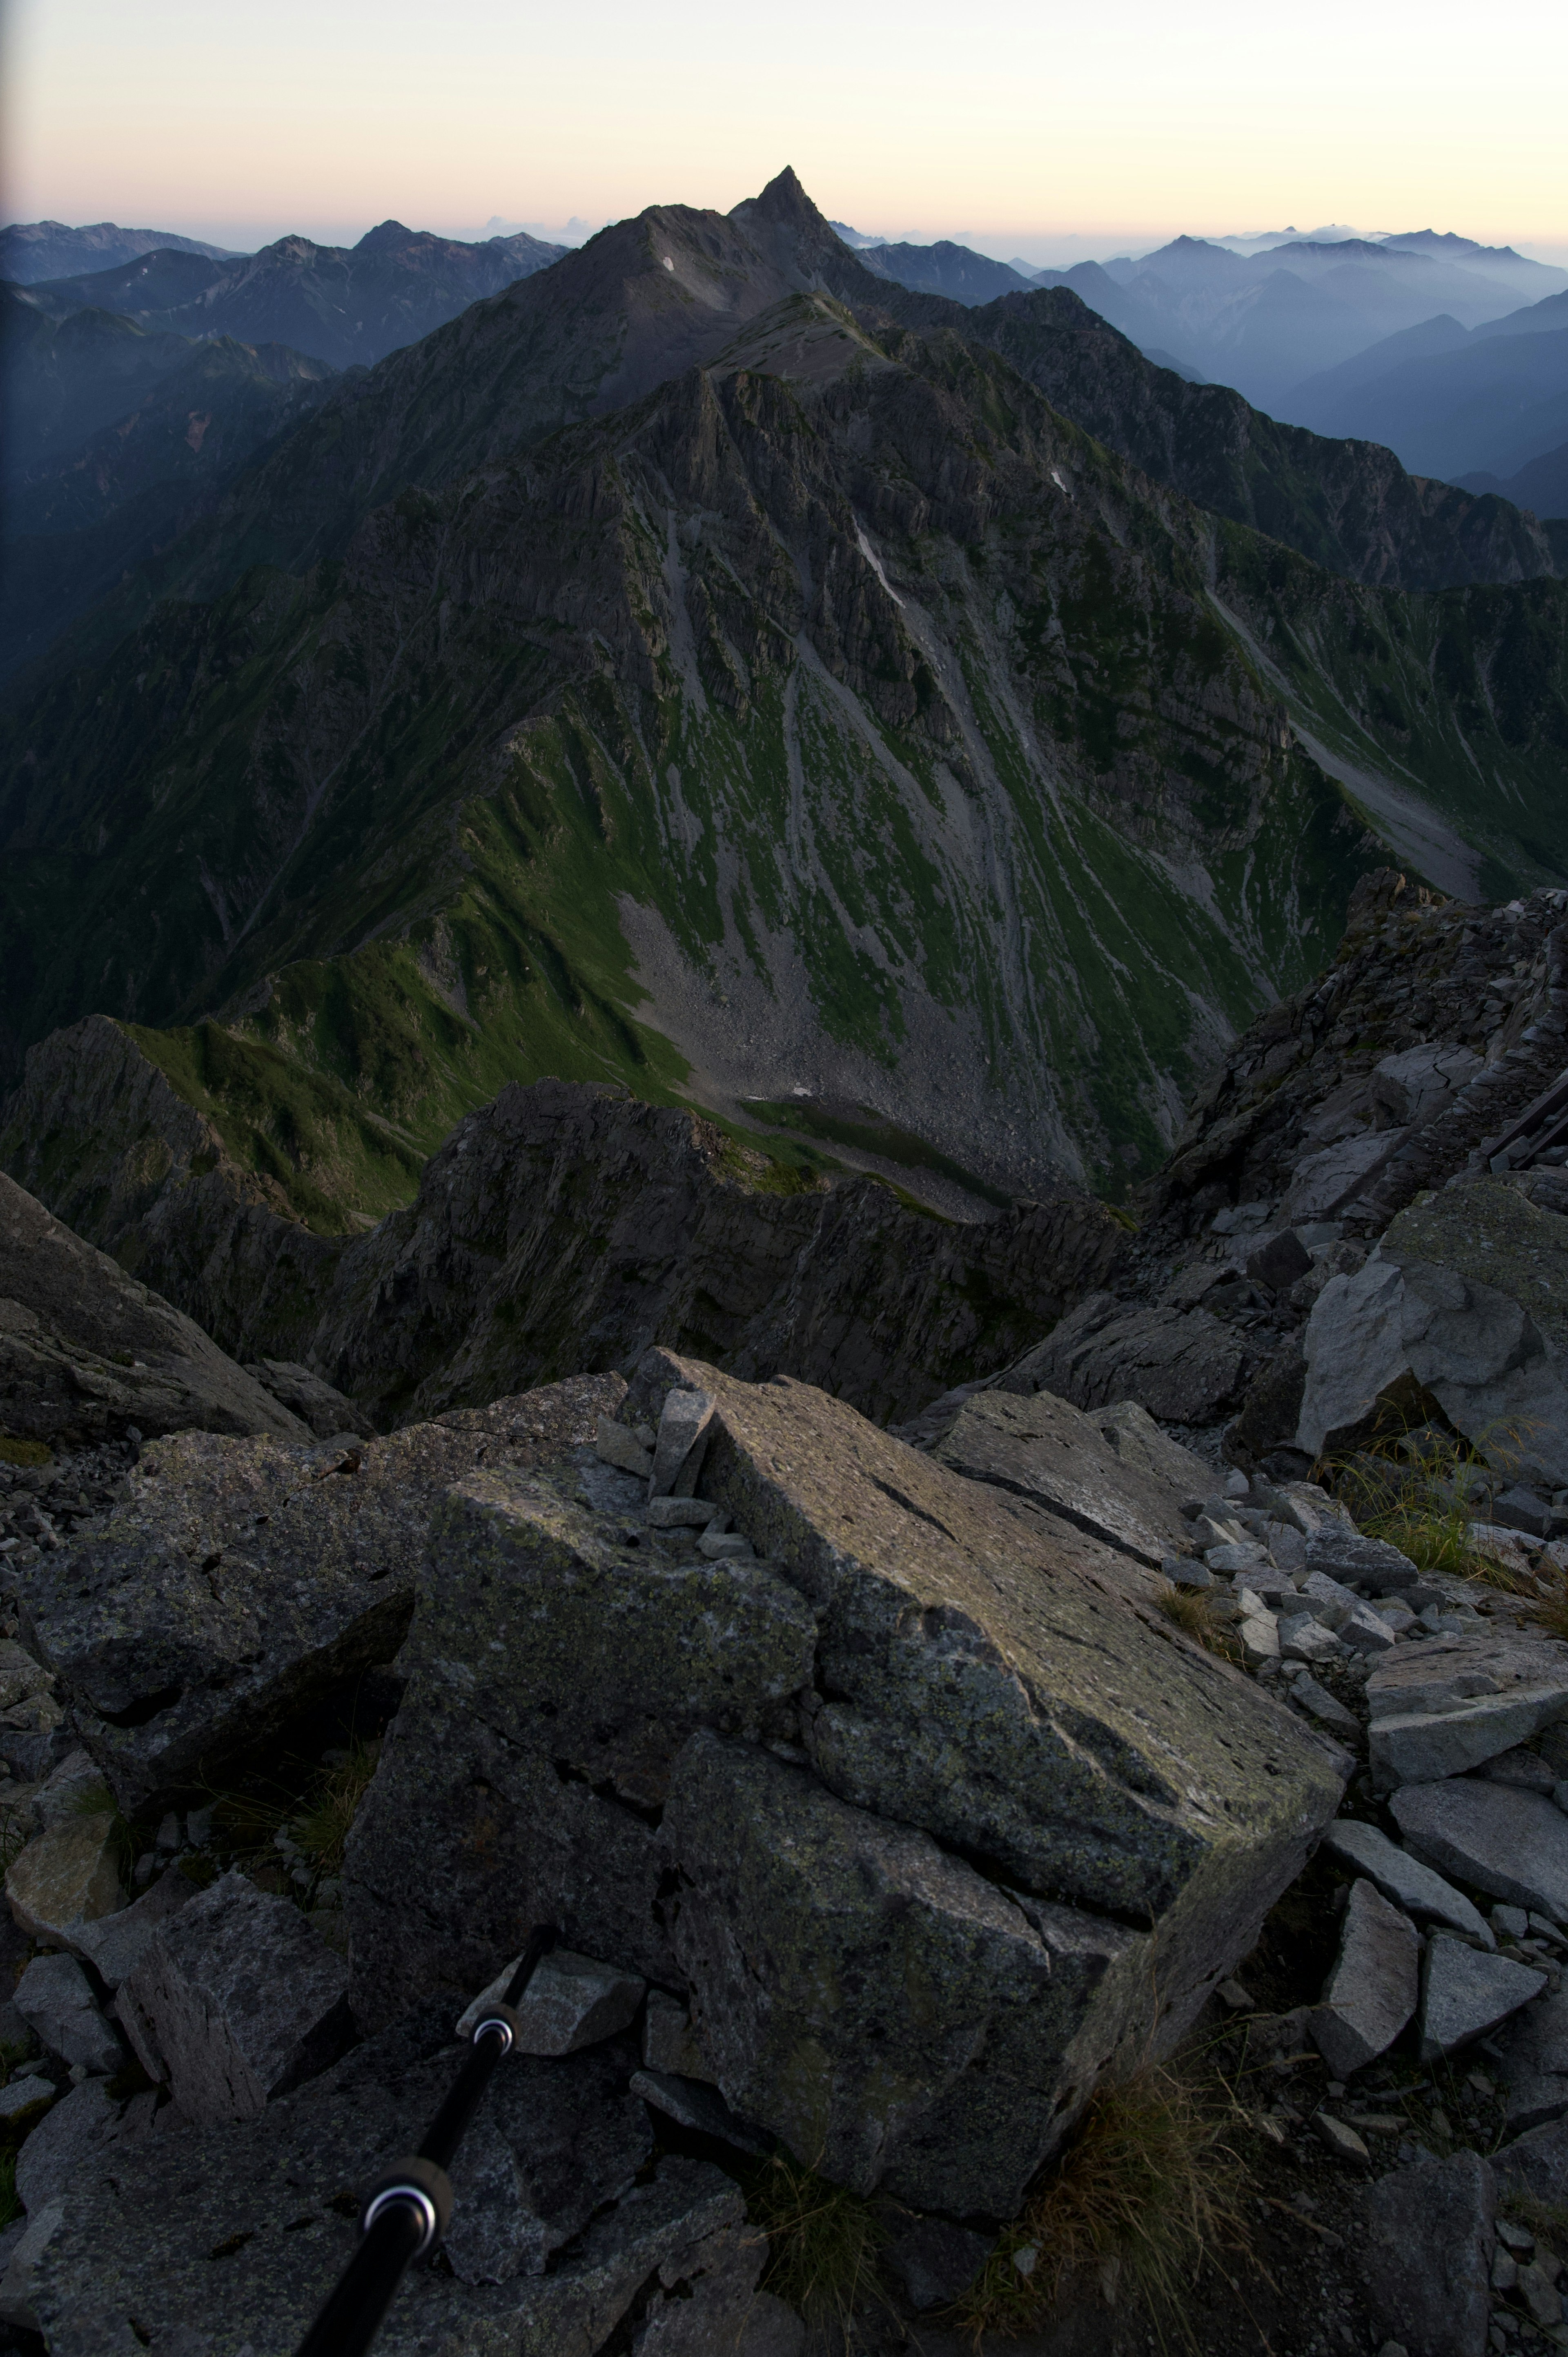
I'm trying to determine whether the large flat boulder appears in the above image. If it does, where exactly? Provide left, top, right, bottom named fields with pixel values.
left=13, top=1374, right=624, bottom=1811
left=0, top=1171, right=307, bottom=1450
left=29, top=2000, right=756, bottom=2357
left=346, top=1352, right=1341, bottom=2214
left=1364, top=1631, right=1568, bottom=1788
left=1391, top=1778, right=1568, bottom=1920
left=1299, top=1179, right=1568, bottom=1484
left=929, top=1388, right=1209, bottom=1568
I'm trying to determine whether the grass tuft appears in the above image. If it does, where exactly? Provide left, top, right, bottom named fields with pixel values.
left=0, top=1437, right=51, bottom=1468
left=1154, top=1583, right=1241, bottom=1664
left=953, top=2055, right=1253, bottom=2344
left=745, top=2153, right=888, bottom=2333
left=290, top=1741, right=379, bottom=1880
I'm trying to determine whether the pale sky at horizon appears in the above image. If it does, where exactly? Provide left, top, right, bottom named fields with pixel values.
left=5, top=0, right=1566, bottom=267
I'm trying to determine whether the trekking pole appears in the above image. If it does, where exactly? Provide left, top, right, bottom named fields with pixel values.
left=295, top=1922, right=559, bottom=2357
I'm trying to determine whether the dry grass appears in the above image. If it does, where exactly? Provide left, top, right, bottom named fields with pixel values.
left=291, top=1740, right=379, bottom=1879
left=1325, top=1421, right=1531, bottom=1588
left=745, top=2152, right=888, bottom=2335
left=1154, top=1583, right=1241, bottom=1665
left=953, top=2055, right=1254, bottom=2345
left=208, top=1738, right=379, bottom=1902
left=0, top=1437, right=51, bottom=1468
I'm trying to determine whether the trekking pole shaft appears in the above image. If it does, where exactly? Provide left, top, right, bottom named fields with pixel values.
left=419, top=1923, right=556, bottom=2172
left=295, top=2203, right=425, bottom=2357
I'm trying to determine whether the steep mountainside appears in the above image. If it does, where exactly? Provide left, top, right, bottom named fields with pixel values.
left=0, top=337, right=341, bottom=675
left=0, top=220, right=239, bottom=282
left=1460, top=439, right=1568, bottom=522
left=4, top=173, right=1566, bottom=1224
left=1, top=292, right=194, bottom=479
left=1287, top=320, right=1568, bottom=484
left=14, top=220, right=569, bottom=370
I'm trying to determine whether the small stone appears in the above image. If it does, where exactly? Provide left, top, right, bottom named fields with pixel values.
left=1496, top=1906, right=1531, bottom=1941
left=1217, top=1979, right=1255, bottom=2011
left=0, top=2075, right=53, bottom=2125
left=1419, top=1937, right=1546, bottom=2061
left=630, top=2069, right=773, bottom=2156
left=1341, top=1603, right=1400, bottom=1655
left=644, top=1496, right=726, bottom=1529
left=13, top=1952, right=122, bottom=2074
left=1208, top=1543, right=1272, bottom=1575
left=1305, top=1526, right=1422, bottom=1594
left=696, top=1531, right=754, bottom=1561
left=1492, top=2248, right=1520, bottom=2292
left=1239, top=1615, right=1281, bottom=1668
left=1163, top=1556, right=1213, bottom=1589
left=643, top=1991, right=713, bottom=2081
left=1313, top=1880, right=1419, bottom=2078
left=649, top=1388, right=716, bottom=1498
left=1281, top=1614, right=1342, bottom=1664
left=456, top=1947, right=646, bottom=2054
left=4, top=1814, right=124, bottom=1941
left=1314, top=2111, right=1370, bottom=2161
left=1517, top=2260, right=1563, bottom=2327
left=1321, top=1820, right=1493, bottom=1947
left=1293, top=1674, right=1361, bottom=1734
left=154, top=1814, right=180, bottom=1852
left=0, top=2199, right=66, bottom=2334
left=595, top=1418, right=654, bottom=1480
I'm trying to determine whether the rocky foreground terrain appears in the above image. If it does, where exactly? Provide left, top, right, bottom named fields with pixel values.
left=9, top=871, right=1568, bottom=2354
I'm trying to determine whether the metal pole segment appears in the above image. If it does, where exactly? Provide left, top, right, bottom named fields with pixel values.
left=292, top=1923, right=561, bottom=2356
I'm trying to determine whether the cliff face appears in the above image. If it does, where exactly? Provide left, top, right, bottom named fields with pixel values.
left=0, top=1026, right=1125, bottom=1427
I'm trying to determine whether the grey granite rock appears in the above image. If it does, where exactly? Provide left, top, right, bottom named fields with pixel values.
left=241, top=1358, right=374, bottom=1440
left=882, top=2215, right=993, bottom=2310
left=29, top=2003, right=747, bottom=2357
left=1366, top=1632, right=1568, bottom=1788
left=0, top=1171, right=308, bottom=1452
left=1312, top=1879, right=1419, bottom=2077
left=14, top=2078, right=118, bottom=2214
left=1491, top=1989, right=1568, bottom=2132
left=1492, top=2116, right=1568, bottom=2208
left=929, top=1385, right=1209, bottom=1567
left=664, top=1731, right=1148, bottom=2213
left=650, top=1387, right=715, bottom=1498
left=1419, top=1936, right=1546, bottom=2060
left=1319, top=1819, right=1494, bottom=1946
left=13, top=1953, right=121, bottom=2075
left=0, top=2200, right=65, bottom=2333
left=1303, top=1525, right=1424, bottom=1595
left=630, top=2067, right=773, bottom=2156
left=118, top=1869, right=352, bottom=2121
left=1392, top=1779, right=1568, bottom=1918
left=71, top=1862, right=198, bottom=1989
left=454, top=1949, right=646, bottom=2053
left=1357, top=2148, right=1496, bottom=2357
left=15, top=1374, right=622, bottom=1811
left=997, top=1291, right=1249, bottom=1425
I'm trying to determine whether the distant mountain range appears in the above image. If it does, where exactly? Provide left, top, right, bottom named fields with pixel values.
left=1459, top=439, right=1568, bottom=523
left=0, top=220, right=241, bottom=282
left=7, top=218, right=568, bottom=370
left=2, top=171, right=1565, bottom=1235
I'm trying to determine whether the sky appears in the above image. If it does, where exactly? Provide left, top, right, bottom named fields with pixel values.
left=5, top=0, right=1567, bottom=266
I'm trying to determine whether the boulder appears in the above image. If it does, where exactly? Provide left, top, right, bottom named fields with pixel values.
left=929, top=1385, right=1209, bottom=1568
left=13, top=1953, right=122, bottom=2074
left=1419, top=1936, right=1546, bottom=2060
left=118, top=1869, right=353, bottom=2121
left=1301, top=1182, right=1568, bottom=1487
left=630, top=2067, right=773, bottom=2157
left=28, top=2001, right=753, bottom=2357
left=1311, top=1880, right=1419, bottom=2077
left=6, top=1812, right=125, bottom=1942
left=0, top=1171, right=308, bottom=1450
left=1319, top=1819, right=1493, bottom=1946
left=13, top=1373, right=624, bottom=1811
left=1285, top=1129, right=1411, bottom=1224
left=454, top=1949, right=646, bottom=2053
left=0, top=2201, right=64, bottom=2335
left=1391, top=1779, right=1568, bottom=1920
left=996, top=1293, right=1249, bottom=1425
left=347, top=1352, right=1342, bottom=2215
left=1366, top=1633, right=1568, bottom=1788
left=1492, top=2117, right=1568, bottom=2208
left=1357, top=2149, right=1496, bottom=2357
left=1490, top=1989, right=1568, bottom=2132
left=1303, top=1526, right=1423, bottom=1595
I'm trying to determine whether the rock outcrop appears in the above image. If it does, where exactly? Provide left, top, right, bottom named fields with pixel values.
left=0, top=1170, right=307, bottom=1449
left=344, top=1352, right=1341, bottom=2214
